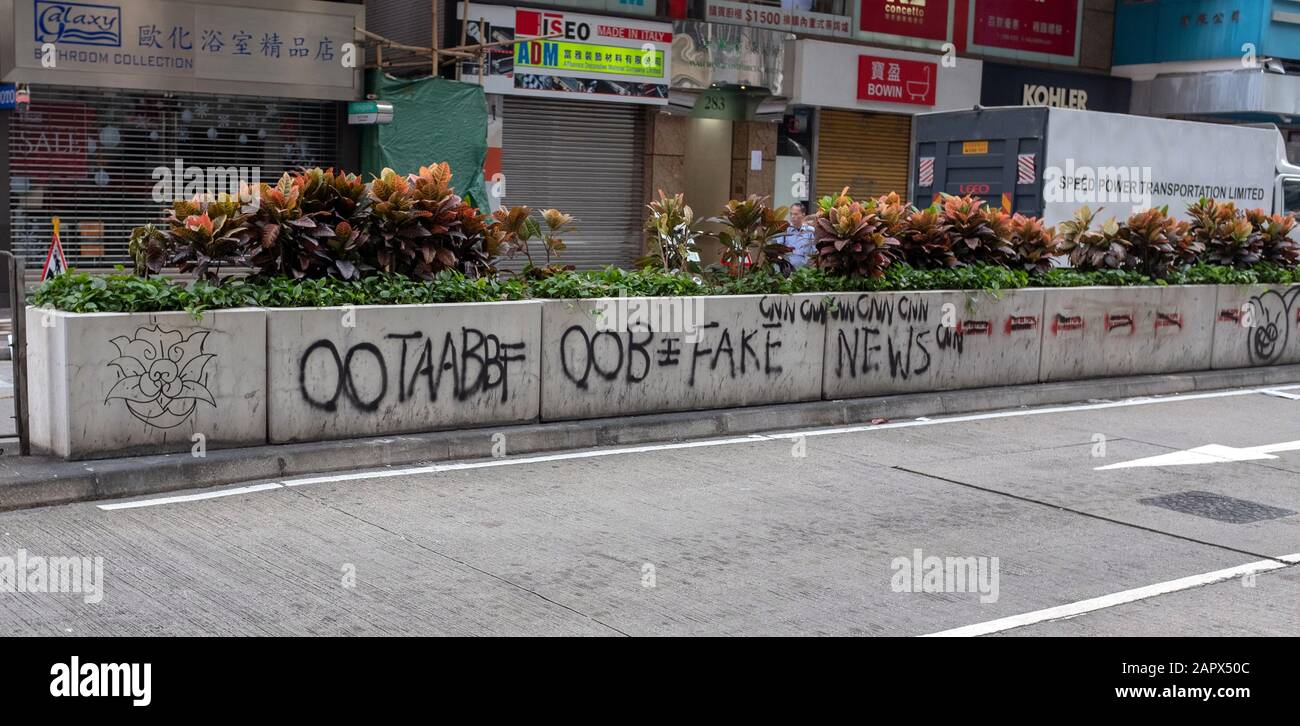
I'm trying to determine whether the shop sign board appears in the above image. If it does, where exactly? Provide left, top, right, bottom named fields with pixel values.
left=705, top=0, right=852, bottom=39
left=967, top=0, right=1083, bottom=65
left=980, top=61, right=1132, bottom=113
left=458, top=3, right=672, bottom=105
left=4, top=0, right=363, bottom=100
left=787, top=38, right=981, bottom=113
left=858, top=0, right=953, bottom=46
left=856, top=53, right=936, bottom=106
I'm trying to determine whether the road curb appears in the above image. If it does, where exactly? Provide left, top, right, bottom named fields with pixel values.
left=2, top=363, right=1299, bottom=512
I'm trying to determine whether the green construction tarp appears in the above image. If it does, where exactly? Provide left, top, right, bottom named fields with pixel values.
left=360, top=70, right=489, bottom=211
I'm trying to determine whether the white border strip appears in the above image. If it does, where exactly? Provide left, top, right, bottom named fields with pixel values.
left=923, top=553, right=1300, bottom=637
left=97, top=383, right=1300, bottom=511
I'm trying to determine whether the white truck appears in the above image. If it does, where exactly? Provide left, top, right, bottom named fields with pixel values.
left=911, top=106, right=1300, bottom=228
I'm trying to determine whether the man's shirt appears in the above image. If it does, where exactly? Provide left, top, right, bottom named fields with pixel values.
left=782, top=223, right=816, bottom=268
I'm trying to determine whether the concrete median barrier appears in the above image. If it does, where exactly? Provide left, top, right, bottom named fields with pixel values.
left=266, top=302, right=542, bottom=443
left=1039, top=286, right=1217, bottom=382
left=821, top=290, right=1047, bottom=398
left=24, top=307, right=267, bottom=460
left=539, top=295, right=827, bottom=420
left=1210, top=284, right=1300, bottom=370
left=23, top=284, right=1299, bottom=460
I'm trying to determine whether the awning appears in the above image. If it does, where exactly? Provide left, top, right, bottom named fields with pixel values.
left=1131, top=68, right=1300, bottom=123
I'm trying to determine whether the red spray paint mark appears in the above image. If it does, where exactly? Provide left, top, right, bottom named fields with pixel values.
left=1105, top=312, right=1135, bottom=334
left=1218, top=308, right=1242, bottom=323
left=1051, top=314, right=1084, bottom=335
left=961, top=320, right=993, bottom=336
left=1004, top=315, right=1039, bottom=335
left=1155, top=311, right=1184, bottom=331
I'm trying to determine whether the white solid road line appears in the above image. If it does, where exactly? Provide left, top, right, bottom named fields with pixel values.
left=98, top=483, right=283, bottom=511
left=1262, top=389, right=1300, bottom=400
left=97, top=382, right=1300, bottom=512
left=923, top=553, right=1300, bottom=637
left=280, top=435, right=771, bottom=488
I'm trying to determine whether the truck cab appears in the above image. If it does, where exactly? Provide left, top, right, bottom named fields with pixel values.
left=1272, top=131, right=1300, bottom=217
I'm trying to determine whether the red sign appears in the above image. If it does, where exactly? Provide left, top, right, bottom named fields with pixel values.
left=516, top=9, right=671, bottom=43
left=970, top=0, right=1079, bottom=58
left=860, top=0, right=951, bottom=42
left=857, top=55, right=937, bottom=106
left=42, top=220, right=68, bottom=282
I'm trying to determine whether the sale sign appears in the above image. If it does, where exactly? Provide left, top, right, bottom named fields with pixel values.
left=10, top=102, right=93, bottom=180
left=860, top=0, right=951, bottom=43
left=969, top=0, right=1080, bottom=60
left=857, top=54, right=936, bottom=106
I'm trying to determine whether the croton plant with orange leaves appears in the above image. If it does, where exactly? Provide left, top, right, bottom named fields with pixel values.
left=130, top=162, right=525, bottom=282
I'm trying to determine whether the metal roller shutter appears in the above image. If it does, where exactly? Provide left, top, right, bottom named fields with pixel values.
left=501, top=97, right=645, bottom=270
left=7, top=85, right=339, bottom=270
left=815, top=109, right=912, bottom=202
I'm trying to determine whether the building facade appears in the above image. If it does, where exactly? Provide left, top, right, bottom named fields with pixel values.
left=375, top=0, right=1124, bottom=267
left=1113, top=0, right=1300, bottom=162
left=0, top=0, right=365, bottom=271
left=0, top=0, right=1131, bottom=272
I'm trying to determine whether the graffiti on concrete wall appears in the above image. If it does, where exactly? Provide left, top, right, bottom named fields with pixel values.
left=559, top=318, right=786, bottom=389
left=1236, top=287, right=1300, bottom=365
left=1053, top=308, right=1185, bottom=338
left=298, top=327, right=527, bottom=413
left=556, top=299, right=826, bottom=405
left=829, top=294, right=1039, bottom=381
left=106, top=326, right=216, bottom=429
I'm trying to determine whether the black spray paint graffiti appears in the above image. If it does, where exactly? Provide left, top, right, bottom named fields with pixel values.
left=835, top=294, right=971, bottom=380
left=756, top=296, right=832, bottom=325
left=1247, top=287, right=1300, bottom=365
left=558, top=295, right=812, bottom=390
left=299, top=328, right=526, bottom=412
left=559, top=321, right=786, bottom=389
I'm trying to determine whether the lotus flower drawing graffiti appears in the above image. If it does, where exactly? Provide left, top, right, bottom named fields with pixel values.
left=105, top=326, right=217, bottom=429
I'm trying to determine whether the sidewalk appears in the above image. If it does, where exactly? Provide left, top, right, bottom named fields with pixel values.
left=2, top=363, right=1298, bottom=512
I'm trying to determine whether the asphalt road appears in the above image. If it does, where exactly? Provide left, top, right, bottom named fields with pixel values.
left=1, top=384, right=1297, bottom=636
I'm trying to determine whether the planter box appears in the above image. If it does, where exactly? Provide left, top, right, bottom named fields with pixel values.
left=25, top=307, right=267, bottom=460
left=1039, top=286, right=1217, bottom=382
left=1210, top=284, right=1300, bottom=370
left=266, top=302, right=542, bottom=443
left=540, top=295, right=827, bottom=420
left=25, top=283, right=1295, bottom=461
left=821, top=290, right=1046, bottom=398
